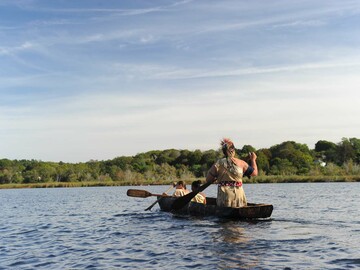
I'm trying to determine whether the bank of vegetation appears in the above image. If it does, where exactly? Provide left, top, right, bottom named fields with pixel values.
left=1, top=138, right=360, bottom=189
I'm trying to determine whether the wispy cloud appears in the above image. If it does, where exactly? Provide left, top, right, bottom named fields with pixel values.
left=188, top=1, right=360, bottom=34
left=1, top=0, right=360, bottom=161
left=272, top=19, right=326, bottom=28
left=0, top=41, right=34, bottom=55
left=108, top=59, right=360, bottom=81
left=10, top=0, right=192, bottom=16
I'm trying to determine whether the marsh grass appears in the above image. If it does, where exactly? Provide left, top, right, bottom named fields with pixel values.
left=247, top=175, right=360, bottom=183
left=0, top=181, right=123, bottom=189
left=0, top=175, right=359, bottom=189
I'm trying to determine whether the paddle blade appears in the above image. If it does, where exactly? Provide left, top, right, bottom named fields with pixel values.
left=127, top=189, right=152, bottom=198
left=171, top=181, right=212, bottom=210
left=171, top=191, right=195, bottom=210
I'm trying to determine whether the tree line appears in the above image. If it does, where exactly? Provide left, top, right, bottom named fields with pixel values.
left=1, top=138, right=360, bottom=185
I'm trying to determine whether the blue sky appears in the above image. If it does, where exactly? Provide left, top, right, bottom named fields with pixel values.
left=1, top=0, right=360, bottom=162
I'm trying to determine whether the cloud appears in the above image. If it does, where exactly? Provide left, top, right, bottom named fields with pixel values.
left=1, top=0, right=360, bottom=162
left=0, top=41, right=34, bottom=55
left=9, top=0, right=192, bottom=16
left=109, top=59, right=360, bottom=81
left=272, top=19, right=326, bottom=28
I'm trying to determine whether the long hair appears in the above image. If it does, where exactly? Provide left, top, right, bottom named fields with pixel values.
left=220, top=138, right=237, bottom=172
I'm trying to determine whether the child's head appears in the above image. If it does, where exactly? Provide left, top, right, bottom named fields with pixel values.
left=191, top=180, right=202, bottom=191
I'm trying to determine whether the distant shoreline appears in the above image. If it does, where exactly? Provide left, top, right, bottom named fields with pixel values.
left=1, top=175, right=359, bottom=189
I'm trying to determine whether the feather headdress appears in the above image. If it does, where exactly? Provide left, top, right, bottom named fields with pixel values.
left=221, top=138, right=235, bottom=157
left=221, top=138, right=234, bottom=149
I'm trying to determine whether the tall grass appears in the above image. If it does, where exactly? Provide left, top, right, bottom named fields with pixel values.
left=0, top=175, right=359, bottom=189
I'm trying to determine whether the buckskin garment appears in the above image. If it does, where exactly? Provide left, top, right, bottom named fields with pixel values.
left=191, top=193, right=206, bottom=204
left=208, top=157, right=247, bottom=208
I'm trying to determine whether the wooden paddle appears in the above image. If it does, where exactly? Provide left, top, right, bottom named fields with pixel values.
left=126, top=189, right=166, bottom=198
left=171, top=181, right=212, bottom=210
left=145, top=184, right=175, bottom=211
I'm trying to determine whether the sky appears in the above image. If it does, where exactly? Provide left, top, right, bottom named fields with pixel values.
left=1, top=0, right=360, bottom=163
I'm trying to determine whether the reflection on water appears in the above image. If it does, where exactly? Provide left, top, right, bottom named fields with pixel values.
left=216, top=222, right=248, bottom=244
left=212, top=221, right=258, bottom=270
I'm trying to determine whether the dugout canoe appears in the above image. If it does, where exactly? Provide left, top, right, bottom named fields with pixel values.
left=158, top=197, right=273, bottom=219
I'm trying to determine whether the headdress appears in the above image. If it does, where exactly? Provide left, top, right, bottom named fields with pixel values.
left=221, top=138, right=235, bottom=156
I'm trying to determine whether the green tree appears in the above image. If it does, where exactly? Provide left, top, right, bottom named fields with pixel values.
left=176, top=164, right=195, bottom=180
left=36, top=163, right=57, bottom=182
left=86, top=160, right=102, bottom=180
left=0, top=169, right=12, bottom=184
left=23, top=169, right=41, bottom=183
left=337, top=138, right=356, bottom=165
left=153, top=163, right=177, bottom=181
left=315, top=140, right=337, bottom=152
left=349, top=138, right=360, bottom=163
left=0, top=159, right=25, bottom=183
left=188, top=150, right=202, bottom=165
left=269, top=158, right=297, bottom=175
left=131, top=154, right=149, bottom=173
left=200, top=149, right=220, bottom=169
left=315, top=140, right=338, bottom=164
left=270, top=141, right=313, bottom=174
left=156, top=149, right=181, bottom=165
left=256, top=149, right=271, bottom=175
left=109, top=156, right=133, bottom=170
left=175, top=150, right=192, bottom=166
left=237, top=145, right=256, bottom=160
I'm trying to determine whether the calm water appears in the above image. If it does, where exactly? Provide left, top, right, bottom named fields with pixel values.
left=0, top=182, right=359, bottom=269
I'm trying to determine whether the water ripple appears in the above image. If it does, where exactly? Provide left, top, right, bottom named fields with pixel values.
left=0, top=184, right=359, bottom=269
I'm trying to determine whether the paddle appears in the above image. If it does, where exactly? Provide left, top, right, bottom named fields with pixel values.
left=126, top=189, right=166, bottom=198
left=145, top=184, right=175, bottom=211
left=171, top=181, right=212, bottom=210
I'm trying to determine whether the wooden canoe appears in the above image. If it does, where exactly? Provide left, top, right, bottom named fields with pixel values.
left=157, top=197, right=273, bottom=219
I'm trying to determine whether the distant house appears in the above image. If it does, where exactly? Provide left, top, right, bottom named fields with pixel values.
left=314, top=160, right=326, bottom=167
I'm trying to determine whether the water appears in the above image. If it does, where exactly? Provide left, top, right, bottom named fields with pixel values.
left=0, top=182, right=359, bottom=269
